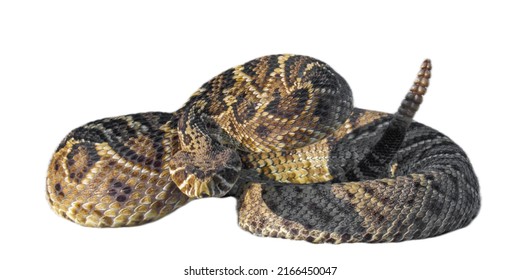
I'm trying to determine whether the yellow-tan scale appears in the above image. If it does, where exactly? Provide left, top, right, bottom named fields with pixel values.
left=242, top=110, right=389, bottom=184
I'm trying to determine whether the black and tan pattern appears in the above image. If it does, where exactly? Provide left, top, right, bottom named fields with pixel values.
left=171, top=55, right=352, bottom=198
left=46, top=55, right=480, bottom=242
left=47, top=112, right=190, bottom=226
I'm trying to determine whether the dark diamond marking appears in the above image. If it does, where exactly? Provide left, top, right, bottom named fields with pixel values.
left=255, top=124, right=269, bottom=138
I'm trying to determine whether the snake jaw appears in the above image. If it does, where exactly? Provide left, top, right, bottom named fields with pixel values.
left=169, top=149, right=241, bottom=198
left=177, top=172, right=237, bottom=198
left=171, top=167, right=240, bottom=198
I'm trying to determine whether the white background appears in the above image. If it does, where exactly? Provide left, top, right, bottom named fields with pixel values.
left=1, top=1, right=518, bottom=279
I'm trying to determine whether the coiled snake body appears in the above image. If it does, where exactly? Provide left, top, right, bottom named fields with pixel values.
left=47, top=55, right=480, bottom=243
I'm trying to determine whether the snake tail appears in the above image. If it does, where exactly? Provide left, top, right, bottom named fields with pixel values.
left=351, top=59, right=432, bottom=180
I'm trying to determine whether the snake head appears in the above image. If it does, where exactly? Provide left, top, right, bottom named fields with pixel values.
left=169, top=147, right=241, bottom=198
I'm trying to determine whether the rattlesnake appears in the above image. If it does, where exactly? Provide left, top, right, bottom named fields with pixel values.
left=46, top=55, right=480, bottom=243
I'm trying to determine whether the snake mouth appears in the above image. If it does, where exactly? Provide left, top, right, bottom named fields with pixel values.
left=170, top=165, right=240, bottom=198
left=169, top=147, right=242, bottom=198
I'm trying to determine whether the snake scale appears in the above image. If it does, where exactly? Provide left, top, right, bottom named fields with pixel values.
left=46, top=54, right=480, bottom=243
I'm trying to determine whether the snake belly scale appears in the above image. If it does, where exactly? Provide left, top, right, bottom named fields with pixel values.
left=46, top=54, right=480, bottom=243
